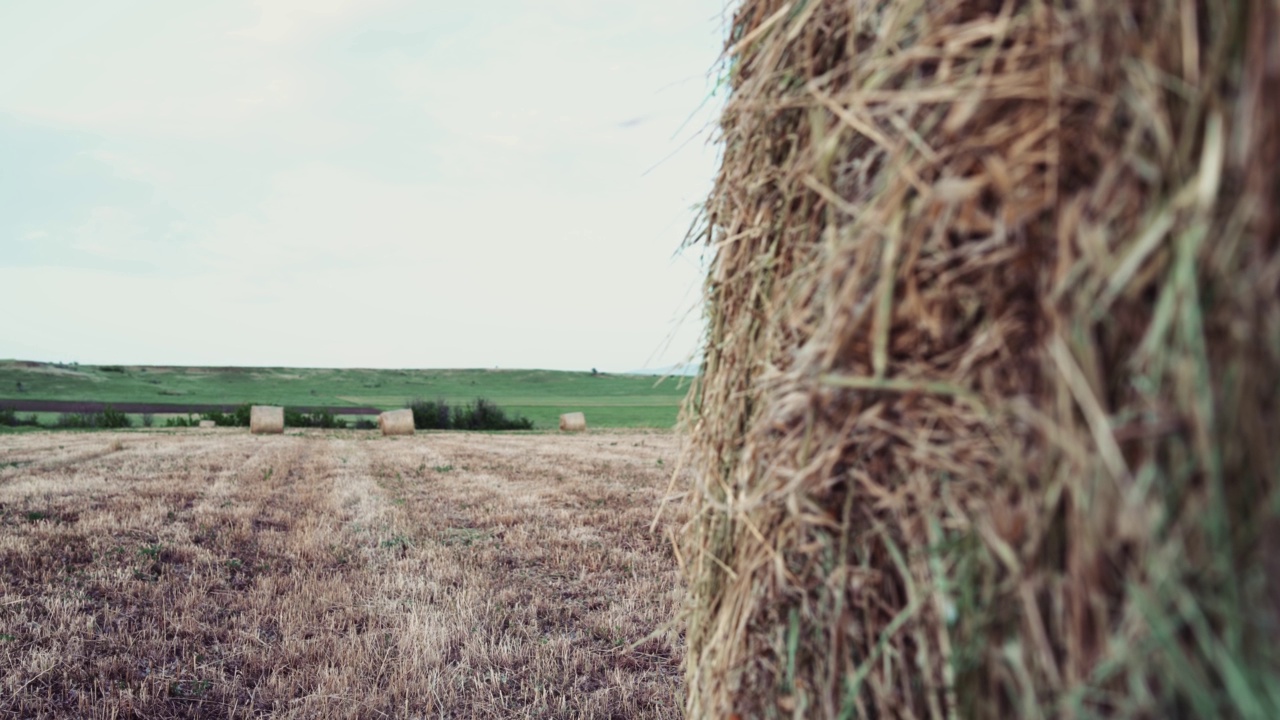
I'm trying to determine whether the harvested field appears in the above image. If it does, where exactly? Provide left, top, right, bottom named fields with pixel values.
left=0, top=430, right=685, bottom=718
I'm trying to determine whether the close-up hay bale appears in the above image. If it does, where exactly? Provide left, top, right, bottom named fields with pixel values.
left=680, top=1, right=1280, bottom=718
left=249, top=405, right=284, bottom=435
left=559, top=412, right=586, bottom=432
left=379, top=409, right=415, bottom=436
left=198, top=419, right=216, bottom=429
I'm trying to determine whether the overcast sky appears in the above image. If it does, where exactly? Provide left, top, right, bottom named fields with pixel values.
left=0, top=0, right=724, bottom=371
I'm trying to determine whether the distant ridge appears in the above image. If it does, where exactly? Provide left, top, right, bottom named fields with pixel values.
left=626, top=363, right=700, bottom=377
left=0, top=362, right=688, bottom=428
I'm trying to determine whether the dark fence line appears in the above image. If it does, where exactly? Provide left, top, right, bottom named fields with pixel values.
left=0, top=399, right=383, bottom=416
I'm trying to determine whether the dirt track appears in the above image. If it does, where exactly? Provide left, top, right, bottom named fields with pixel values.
left=0, top=429, right=685, bottom=719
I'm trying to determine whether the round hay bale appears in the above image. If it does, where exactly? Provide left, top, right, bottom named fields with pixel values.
left=249, top=405, right=284, bottom=435
left=558, top=412, right=586, bottom=432
left=379, top=409, right=415, bottom=436
left=198, top=419, right=216, bottom=429
left=679, top=2, right=1280, bottom=718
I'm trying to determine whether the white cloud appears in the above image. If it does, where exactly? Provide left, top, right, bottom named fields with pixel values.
left=233, top=0, right=397, bottom=43
left=72, top=207, right=145, bottom=256
left=0, top=0, right=723, bottom=370
left=86, top=149, right=172, bottom=185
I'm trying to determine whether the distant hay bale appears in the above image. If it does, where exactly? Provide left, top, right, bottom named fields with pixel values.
left=379, top=409, right=415, bottom=436
left=198, top=420, right=216, bottom=429
left=680, top=2, right=1280, bottom=718
left=558, top=412, right=586, bottom=432
left=249, top=406, right=284, bottom=435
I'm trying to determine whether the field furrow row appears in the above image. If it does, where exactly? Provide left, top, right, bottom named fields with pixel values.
left=0, top=430, right=685, bottom=718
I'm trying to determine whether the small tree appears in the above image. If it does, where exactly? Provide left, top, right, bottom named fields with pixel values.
left=99, top=405, right=131, bottom=429
left=408, top=398, right=452, bottom=430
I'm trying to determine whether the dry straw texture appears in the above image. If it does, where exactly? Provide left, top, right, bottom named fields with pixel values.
left=380, top=409, right=416, bottom=436
left=198, top=420, right=217, bottom=429
left=680, top=1, right=1280, bottom=718
left=249, top=405, right=284, bottom=435
left=560, top=412, right=588, bottom=432
left=0, top=430, right=686, bottom=717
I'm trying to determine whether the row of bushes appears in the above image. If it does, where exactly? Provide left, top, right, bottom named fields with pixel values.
left=2, top=406, right=138, bottom=429
left=198, top=405, right=253, bottom=427
left=4, top=398, right=533, bottom=432
left=1, top=405, right=343, bottom=430
left=54, top=406, right=134, bottom=429
left=406, top=398, right=533, bottom=431
left=287, top=410, right=347, bottom=429
left=193, top=404, right=351, bottom=429
left=0, top=408, right=41, bottom=427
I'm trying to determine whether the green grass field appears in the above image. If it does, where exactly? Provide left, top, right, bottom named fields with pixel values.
left=0, top=361, right=694, bottom=429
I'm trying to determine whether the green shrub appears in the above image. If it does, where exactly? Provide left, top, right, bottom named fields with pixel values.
left=0, top=408, right=36, bottom=427
left=200, top=411, right=231, bottom=426
left=201, top=404, right=252, bottom=427
left=100, top=365, right=125, bottom=373
left=164, top=415, right=198, bottom=427
left=406, top=397, right=532, bottom=431
left=54, top=406, right=131, bottom=429
left=408, top=398, right=452, bottom=430
left=284, top=409, right=347, bottom=429
left=99, top=405, right=131, bottom=429
left=56, top=412, right=96, bottom=428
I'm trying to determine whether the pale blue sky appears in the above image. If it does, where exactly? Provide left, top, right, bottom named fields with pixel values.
left=0, top=0, right=724, bottom=371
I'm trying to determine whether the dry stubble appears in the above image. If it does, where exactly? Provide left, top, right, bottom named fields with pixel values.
left=0, top=429, right=685, bottom=718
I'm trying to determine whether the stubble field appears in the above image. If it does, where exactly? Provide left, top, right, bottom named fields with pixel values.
left=0, top=429, right=686, bottom=718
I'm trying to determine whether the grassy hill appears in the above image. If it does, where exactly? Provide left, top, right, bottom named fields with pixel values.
left=0, top=361, right=693, bottom=429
